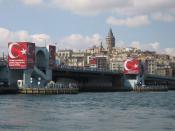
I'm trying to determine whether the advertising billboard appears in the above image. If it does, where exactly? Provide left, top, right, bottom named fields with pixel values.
left=48, top=45, right=56, bottom=68
left=8, top=42, right=35, bottom=69
left=124, top=58, right=140, bottom=74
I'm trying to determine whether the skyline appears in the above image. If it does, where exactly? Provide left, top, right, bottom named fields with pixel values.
left=0, top=0, right=175, bottom=55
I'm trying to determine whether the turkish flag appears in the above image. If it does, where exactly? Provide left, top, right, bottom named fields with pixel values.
left=124, top=59, right=140, bottom=74
left=8, top=42, right=28, bottom=69
left=10, top=44, right=26, bottom=59
left=9, top=43, right=27, bottom=60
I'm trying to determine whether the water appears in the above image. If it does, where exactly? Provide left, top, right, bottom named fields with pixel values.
left=0, top=92, right=175, bottom=131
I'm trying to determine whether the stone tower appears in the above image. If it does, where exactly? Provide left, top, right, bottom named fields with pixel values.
left=106, top=28, right=115, bottom=54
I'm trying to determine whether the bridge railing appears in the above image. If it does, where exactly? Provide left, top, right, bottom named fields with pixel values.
left=54, top=65, right=123, bottom=74
left=145, top=74, right=175, bottom=81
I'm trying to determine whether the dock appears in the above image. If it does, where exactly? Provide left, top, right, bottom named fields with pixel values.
left=18, top=87, right=79, bottom=94
left=133, top=85, right=168, bottom=92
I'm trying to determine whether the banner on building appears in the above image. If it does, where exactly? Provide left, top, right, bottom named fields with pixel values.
left=124, top=58, right=140, bottom=74
left=49, top=45, right=56, bottom=68
left=8, top=42, right=35, bottom=69
left=89, top=56, right=97, bottom=68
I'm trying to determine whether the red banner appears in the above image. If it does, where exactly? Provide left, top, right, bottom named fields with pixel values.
left=27, top=43, right=35, bottom=68
left=49, top=45, right=56, bottom=68
left=124, top=58, right=140, bottom=74
left=89, top=56, right=96, bottom=65
left=8, top=42, right=35, bottom=69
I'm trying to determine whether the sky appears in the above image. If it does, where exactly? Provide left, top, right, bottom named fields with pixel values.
left=0, top=0, right=175, bottom=56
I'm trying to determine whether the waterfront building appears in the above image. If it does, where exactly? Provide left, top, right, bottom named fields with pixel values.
left=146, top=58, right=157, bottom=75
left=57, top=49, right=73, bottom=58
left=87, top=55, right=96, bottom=68
left=96, top=55, right=108, bottom=70
left=86, top=42, right=107, bottom=55
left=68, top=52, right=87, bottom=67
left=109, top=53, right=127, bottom=71
left=156, top=64, right=173, bottom=77
left=56, top=49, right=73, bottom=65
left=87, top=55, right=109, bottom=69
left=169, top=56, right=175, bottom=77
left=86, top=45, right=99, bottom=55
left=154, top=54, right=172, bottom=77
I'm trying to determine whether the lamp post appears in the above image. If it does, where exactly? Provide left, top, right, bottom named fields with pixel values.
left=38, top=77, right=41, bottom=87
left=38, top=37, right=47, bottom=47
left=30, top=77, right=33, bottom=88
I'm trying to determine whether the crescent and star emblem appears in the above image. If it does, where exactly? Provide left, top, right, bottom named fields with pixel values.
left=124, top=59, right=138, bottom=71
left=124, top=59, right=131, bottom=71
left=8, top=43, right=27, bottom=59
left=8, top=42, right=19, bottom=59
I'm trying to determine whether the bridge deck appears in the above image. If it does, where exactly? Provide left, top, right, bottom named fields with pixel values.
left=53, top=65, right=122, bottom=75
left=145, top=74, right=175, bottom=81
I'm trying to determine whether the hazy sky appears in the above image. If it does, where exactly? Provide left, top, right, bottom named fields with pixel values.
left=0, top=0, right=175, bottom=55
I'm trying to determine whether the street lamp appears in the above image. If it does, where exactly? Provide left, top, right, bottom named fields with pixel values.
left=38, top=37, right=47, bottom=47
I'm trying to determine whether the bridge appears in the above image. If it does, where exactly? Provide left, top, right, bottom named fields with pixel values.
left=1, top=41, right=175, bottom=91
left=0, top=59, right=7, bottom=67
left=0, top=78, right=8, bottom=87
left=52, top=65, right=124, bottom=92
left=0, top=60, right=8, bottom=86
left=1, top=57, right=175, bottom=91
left=145, top=74, right=175, bottom=90
left=53, top=65, right=122, bottom=74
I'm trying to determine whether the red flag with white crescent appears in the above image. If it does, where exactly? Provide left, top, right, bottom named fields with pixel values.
left=8, top=43, right=27, bottom=59
left=8, top=42, right=35, bottom=69
left=124, top=58, right=140, bottom=74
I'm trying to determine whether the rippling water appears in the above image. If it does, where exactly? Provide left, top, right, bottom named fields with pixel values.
left=0, top=91, right=175, bottom=131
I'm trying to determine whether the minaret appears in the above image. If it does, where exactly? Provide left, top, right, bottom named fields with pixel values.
left=100, top=42, right=103, bottom=52
left=106, top=28, right=115, bottom=54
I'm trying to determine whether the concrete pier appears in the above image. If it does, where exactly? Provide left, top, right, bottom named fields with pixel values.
left=18, top=87, right=79, bottom=94
left=133, top=85, right=168, bottom=92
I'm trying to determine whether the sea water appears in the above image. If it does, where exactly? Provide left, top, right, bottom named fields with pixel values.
left=0, top=91, right=175, bottom=131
